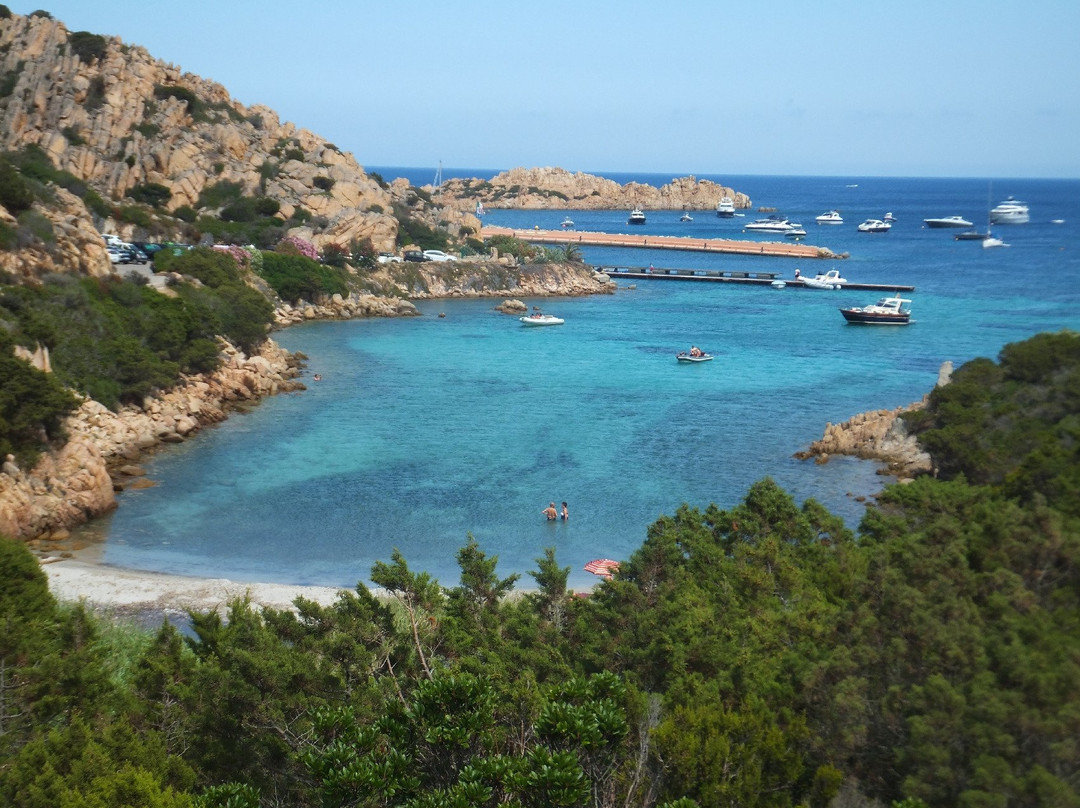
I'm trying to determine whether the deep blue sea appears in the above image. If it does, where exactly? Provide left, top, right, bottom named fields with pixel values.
left=87, top=171, right=1080, bottom=591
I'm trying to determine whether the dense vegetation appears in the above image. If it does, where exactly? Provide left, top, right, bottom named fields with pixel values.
left=1, top=331, right=1078, bottom=807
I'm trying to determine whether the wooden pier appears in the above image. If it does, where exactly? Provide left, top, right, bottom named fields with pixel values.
left=480, top=226, right=839, bottom=260
left=600, top=266, right=915, bottom=292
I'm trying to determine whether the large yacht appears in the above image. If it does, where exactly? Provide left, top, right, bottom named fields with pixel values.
left=744, top=215, right=798, bottom=234
left=715, top=197, right=736, bottom=217
left=627, top=208, right=646, bottom=225
left=989, top=197, right=1030, bottom=224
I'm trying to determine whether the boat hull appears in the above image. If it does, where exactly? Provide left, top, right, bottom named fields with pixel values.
left=677, top=353, right=713, bottom=362
left=840, top=309, right=911, bottom=325
left=520, top=316, right=564, bottom=326
left=924, top=217, right=973, bottom=228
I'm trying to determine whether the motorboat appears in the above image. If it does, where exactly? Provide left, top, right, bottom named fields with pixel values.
left=520, top=313, right=564, bottom=326
left=715, top=197, right=736, bottom=217
left=883, top=212, right=897, bottom=223
left=954, top=230, right=990, bottom=241
left=680, top=211, right=693, bottom=222
left=802, top=269, right=847, bottom=290
left=676, top=351, right=713, bottom=363
left=924, top=215, right=974, bottom=228
left=770, top=280, right=786, bottom=289
left=784, top=224, right=807, bottom=238
left=857, top=219, right=891, bottom=233
left=982, top=234, right=1009, bottom=249
left=989, top=197, right=1030, bottom=224
left=840, top=295, right=912, bottom=325
left=560, top=216, right=574, bottom=229
left=744, top=215, right=798, bottom=234
left=816, top=210, right=844, bottom=225
left=628, top=209, right=646, bottom=225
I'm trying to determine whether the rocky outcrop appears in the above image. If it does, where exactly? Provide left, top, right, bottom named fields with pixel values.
left=0, top=188, right=114, bottom=282
left=0, top=338, right=305, bottom=542
left=434, top=167, right=752, bottom=212
left=796, top=362, right=954, bottom=480
left=273, top=293, right=420, bottom=326
left=0, top=11, right=397, bottom=256
left=381, top=260, right=616, bottom=299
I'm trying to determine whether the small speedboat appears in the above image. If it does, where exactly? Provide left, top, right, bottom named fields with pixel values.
left=520, top=313, right=564, bottom=326
left=982, top=235, right=1009, bottom=249
left=560, top=216, right=574, bottom=229
left=924, top=215, right=974, bottom=228
left=840, top=296, right=912, bottom=325
left=802, top=269, right=848, bottom=289
left=628, top=208, right=646, bottom=225
left=677, top=351, right=713, bottom=363
left=680, top=211, right=693, bottom=222
left=954, top=230, right=990, bottom=241
left=858, top=219, right=891, bottom=233
left=883, top=211, right=897, bottom=223
left=784, top=223, right=807, bottom=237
left=816, top=210, right=844, bottom=225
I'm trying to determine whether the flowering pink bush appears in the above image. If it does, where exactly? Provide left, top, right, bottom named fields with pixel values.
left=275, top=235, right=318, bottom=261
left=224, top=245, right=251, bottom=269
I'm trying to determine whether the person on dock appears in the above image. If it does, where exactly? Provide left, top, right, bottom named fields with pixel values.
left=543, top=502, right=558, bottom=521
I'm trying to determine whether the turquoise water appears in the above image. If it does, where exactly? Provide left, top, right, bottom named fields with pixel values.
left=97, top=175, right=1080, bottom=590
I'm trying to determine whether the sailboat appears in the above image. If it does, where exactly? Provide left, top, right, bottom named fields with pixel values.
left=475, top=200, right=486, bottom=216
left=982, top=182, right=1009, bottom=249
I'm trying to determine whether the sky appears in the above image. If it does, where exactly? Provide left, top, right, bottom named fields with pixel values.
left=10, top=1, right=1080, bottom=178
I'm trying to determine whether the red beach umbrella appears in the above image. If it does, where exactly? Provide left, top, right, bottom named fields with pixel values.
left=584, top=559, right=620, bottom=580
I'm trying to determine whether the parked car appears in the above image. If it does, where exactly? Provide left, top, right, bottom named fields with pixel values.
left=377, top=252, right=403, bottom=264
left=403, top=250, right=426, bottom=263
left=422, top=249, right=456, bottom=262
left=122, top=247, right=149, bottom=264
left=107, top=248, right=124, bottom=264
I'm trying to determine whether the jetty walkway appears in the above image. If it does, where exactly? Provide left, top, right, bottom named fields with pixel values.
left=600, top=266, right=915, bottom=292
left=480, top=226, right=838, bottom=260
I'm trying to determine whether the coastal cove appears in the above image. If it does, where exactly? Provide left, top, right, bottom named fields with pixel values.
left=70, top=174, right=1080, bottom=593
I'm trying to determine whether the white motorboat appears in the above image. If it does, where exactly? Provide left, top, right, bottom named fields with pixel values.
left=560, top=216, right=574, bottom=229
left=924, top=215, right=974, bottom=228
left=982, top=235, right=1009, bottom=249
left=715, top=197, right=736, bottom=217
left=857, top=219, right=891, bottom=233
left=744, top=215, right=798, bottom=234
left=676, top=351, right=713, bottom=363
left=801, top=269, right=847, bottom=289
left=816, top=210, right=844, bottom=225
left=520, top=313, right=564, bottom=326
left=628, top=208, right=646, bottom=225
left=883, top=212, right=897, bottom=223
left=840, top=296, right=912, bottom=325
left=784, top=223, right=807, bottom=238
left=680, top=211, right=693, bottom=222
left=989, top=197, right=1030, bottom=224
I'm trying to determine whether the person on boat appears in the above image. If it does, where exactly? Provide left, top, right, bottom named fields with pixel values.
left=794, top=268, right=801, bottom=279
left=561, top=502, right=569, bottom=521
left=690, top=345, right=702, bottom=357
left=543, top=502, right=558, bottom=521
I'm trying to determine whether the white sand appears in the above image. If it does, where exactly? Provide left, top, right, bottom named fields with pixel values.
left=42, top=558, right=348, bottom=615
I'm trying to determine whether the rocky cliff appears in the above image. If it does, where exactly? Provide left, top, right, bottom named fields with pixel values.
left=434, top=166, right=752, bottom=212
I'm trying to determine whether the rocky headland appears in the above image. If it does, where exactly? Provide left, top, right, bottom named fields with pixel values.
left=434, top=166, right=752, bottom=212
left=795, top=362, right=953, bottom=480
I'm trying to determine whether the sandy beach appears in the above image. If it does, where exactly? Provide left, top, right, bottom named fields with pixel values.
left=42, top=557, right=348, bottom=616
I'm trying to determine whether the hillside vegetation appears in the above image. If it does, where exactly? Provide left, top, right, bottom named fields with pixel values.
left=1, top=331, right=1078, bottom=807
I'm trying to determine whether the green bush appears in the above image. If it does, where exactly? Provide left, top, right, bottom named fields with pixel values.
left=197, top=180, right=244, bottom=210
left=173, top=205, right=197, bottom=223
left=16, top=209, right=54, bottom=244
left=127, top=182, right=171, bottom=208
left=312, top=176, right=334, bottom=191
left=134, top=122, right=159, bottom=138
left=68, top=31, right=107, bottom=63
left=0, top=159, right=34, bottom=214
left=283, top=147, right=304, bottom=162
left=258, top=251, right=348, bottom=304
left=153, top=84, right=201, bottom=116
left=82, top=188, right=111, bottom=217
left=60, top=125, right=85, bottom=146
left=115, top=205, right=151, bottom=228
left=220, top=197, right=258, bottom=223
left=253, top=197, right=279, bottom=217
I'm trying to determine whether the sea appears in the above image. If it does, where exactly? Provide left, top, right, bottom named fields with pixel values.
left=79, top=170, right=1080, bottom=591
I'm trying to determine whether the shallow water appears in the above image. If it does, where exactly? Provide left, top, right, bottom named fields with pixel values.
left=92, top=175, right=1080, bottom=591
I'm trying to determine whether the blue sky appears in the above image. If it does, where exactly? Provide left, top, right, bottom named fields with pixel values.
left=12, top=1, right=1080, bottom=178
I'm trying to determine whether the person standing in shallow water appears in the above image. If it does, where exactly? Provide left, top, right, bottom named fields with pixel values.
left=561, top=502, right=569, bottom=521
left=543, top=502, right=558, bottom=521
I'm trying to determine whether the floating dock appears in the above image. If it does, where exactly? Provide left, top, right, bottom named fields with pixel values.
left=600, top=266, right=915, bottom=292
left=480, top=226, right=839, bottom=260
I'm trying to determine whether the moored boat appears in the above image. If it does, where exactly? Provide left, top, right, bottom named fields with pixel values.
left=989, top=197, right=1030, bottom=224
left=561, top=216, right=574, bottom=228
left=816, top=210, right=844, bottom=225
left=680, top=211, right=693, bottom=222
left=840, top=295, right=912, bottom=325
left=954, top=230, right=990, bottom=241
left=520, top=313, right=564, bottom=326
left=715, top=197, right=736, bottom=217
left=802, top=268, right=847, bottom=289
left=676, top=351, right=713, bottom=362
left=883, top=211, right=897, bottom=223
left=744, top=214, right=797, bottom=233
left=857, top=219, right=891, bottom=233
left=628, top=208, right=646, bottom=225
left=924, top=215, right=974, bottom=228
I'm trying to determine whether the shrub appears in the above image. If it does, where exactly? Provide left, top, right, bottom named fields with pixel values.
left=84, top=75, right=105, bottom=109
left=220, top=197, right=258, bottom=223
left=135, top=122, right=159, bottom=138
left=0, top=220, right=16, bottom=249
left=68, top=31, right=107, bottom=63
left=16, top=209, right=54, bottom=244
left=274, top=235, right=317, bottom=260
left=313, top=176, right=335, bottom=191
left=259, top=250, right=348, bottom=303
left=127, top=182, right=171, bottom=208
left=153, top=84, right=201, bottom=116
left=197, top=180, right=244, bottom=210
left=253, top=197, right=279, bottom=216
left=283, top=147, right=304, bottom=162
left=61, top=125, right=85, bottom=146
left=82, top=188, right=111, bottom=217
left=0, top=63, right=22, bottom=98
left=0, top=159, right=34, bottom=214
left=172, top=205, right=197, bottom=223
left=115, top=205, right=151, bottom=228
left=321, top=243, right=348, bottom=268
